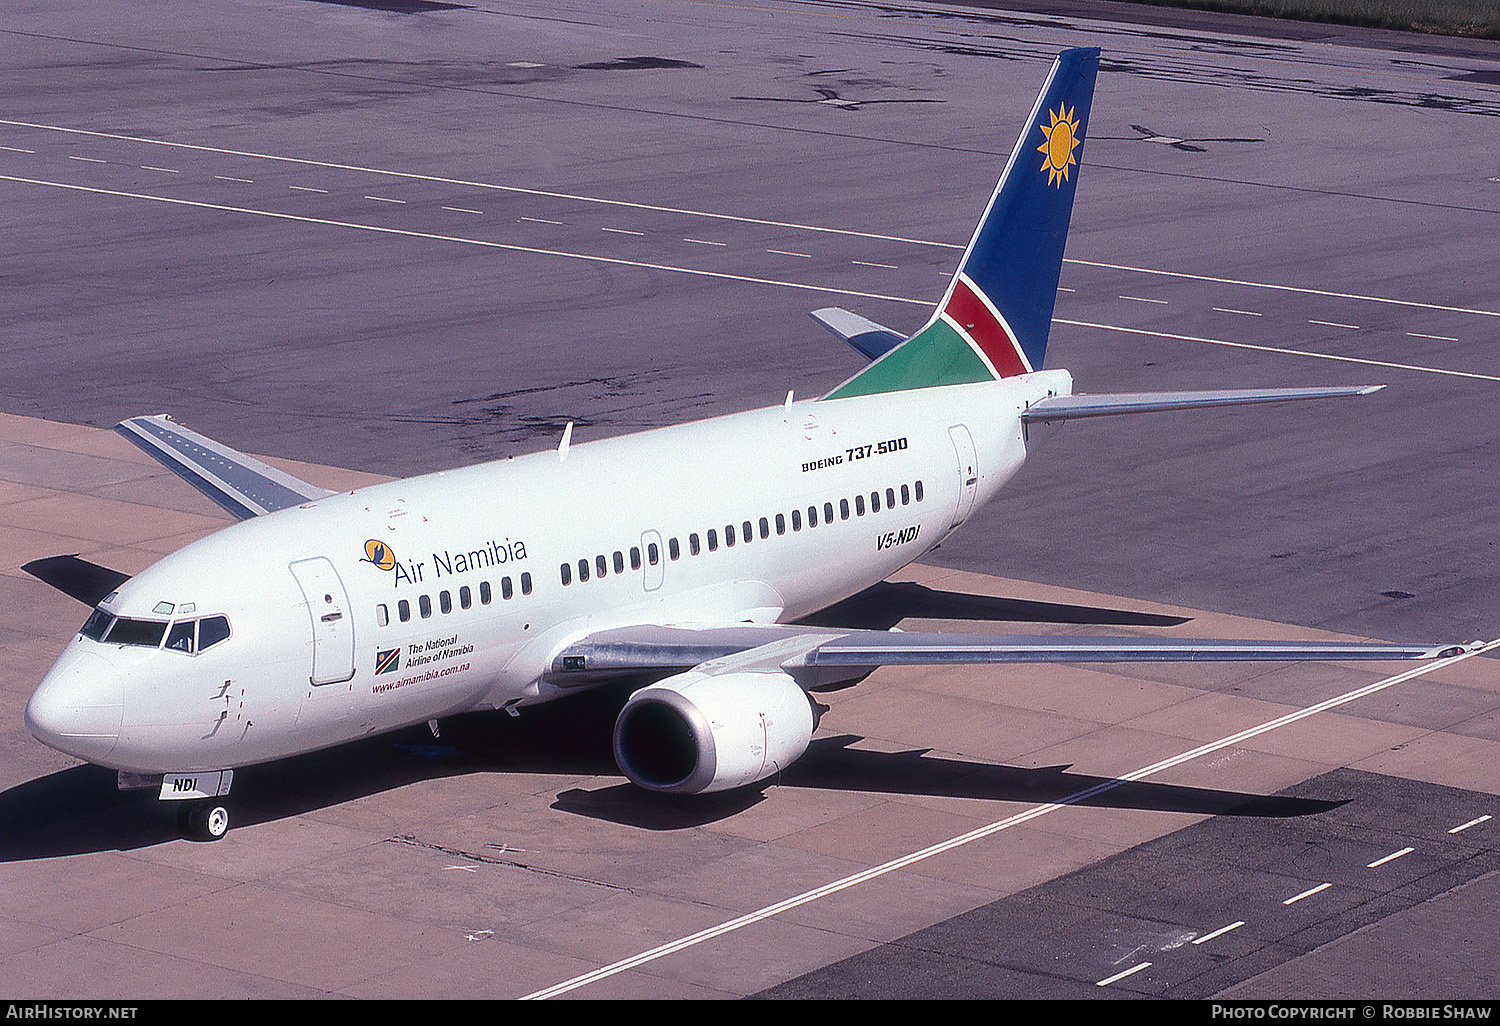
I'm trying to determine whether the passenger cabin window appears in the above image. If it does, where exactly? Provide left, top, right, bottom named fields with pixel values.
left=501, top=577, right=513, bottom=600
left=669, top=538, right=680, bottom=560
left=648, top=542, right=660, bottom=565
left=520, top=573, right=532, bottom=595
left=725, top=524, right=735, bottom=547
left=759, top=517, right=769, bottom=539
left=856, top=494, right=866, bottom=516
left=707, top=529, right=718, bottom=552
left=630, top=546, right=642, bottom=570
left=560, top=563, right=572, bottom=586
left=613, top=551, right=625, bottom=574
left=915, top=480, right=924, bottom=502
left=377, top=603, right=390, bottom=626
left=481, top=580, right=494, bottom=603
left=776, top=513, right=786, bottom=535
left=596, top=554, right=608, bottom=579
left=419, top=594, right=433, bottom=618
left=459, top=587, right=472, bottom=610
left=439, top=591, right=452, bottom=614
left=399, top=599, right=411, bottom=622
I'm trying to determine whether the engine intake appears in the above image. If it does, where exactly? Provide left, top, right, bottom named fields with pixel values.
left=613, top=670, right=815, bottom=794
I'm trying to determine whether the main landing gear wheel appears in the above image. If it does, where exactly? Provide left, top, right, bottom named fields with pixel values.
left=178, top=799, right=231, bottom=841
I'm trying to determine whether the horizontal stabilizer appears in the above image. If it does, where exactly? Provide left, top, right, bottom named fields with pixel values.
left=1021, top=385, right=1384, bottom=423
left=810, top=308, right=905, bottom=362
left=22, top=554, right=130, bottom=606
left=116, top=415, right=336, bottom=520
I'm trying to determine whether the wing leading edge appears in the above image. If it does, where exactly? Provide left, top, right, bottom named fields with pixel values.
left=116, top=415, right=336, bottom=520
left=546, top=623, right=1467, bottom=688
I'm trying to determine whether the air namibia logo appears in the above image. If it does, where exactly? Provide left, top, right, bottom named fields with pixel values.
left=362, top=539, right=397, bottom=571
left=1037, top=103, right=1080, bottom=187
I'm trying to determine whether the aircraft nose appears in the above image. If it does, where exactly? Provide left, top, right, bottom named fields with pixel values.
left=25, top=650, right=124, bottom=764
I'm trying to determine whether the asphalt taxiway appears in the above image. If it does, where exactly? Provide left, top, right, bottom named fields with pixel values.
left=2, top=0, right=1498, bottom=1001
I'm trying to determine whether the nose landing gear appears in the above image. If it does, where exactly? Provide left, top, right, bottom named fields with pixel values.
left=177, top=799, right=231, bottom=841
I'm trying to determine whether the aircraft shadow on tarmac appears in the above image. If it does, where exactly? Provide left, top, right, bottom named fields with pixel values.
left=0, top=586, right=1260, bottom=857
left=0, top=684, right=1345, bottom=858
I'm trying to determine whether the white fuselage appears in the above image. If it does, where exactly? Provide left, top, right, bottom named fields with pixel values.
left=27, top=370, right=1072, bottom=775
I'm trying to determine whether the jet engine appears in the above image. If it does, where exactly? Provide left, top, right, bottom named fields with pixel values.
left=612, top=669, right=816, bottom=794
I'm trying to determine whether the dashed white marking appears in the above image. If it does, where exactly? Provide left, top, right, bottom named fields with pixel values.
left=1097, top=962, right=1152, bottom=987
left=1283, top=883, right=1332, bottom=905
left=1057, top=318, right=1500, bottom=384
left=601, top=227, right=644, bottom=235
left=1120, top=295, right=1168, bottom=304
left=289, top=185, right=328, bottom=193
left=1057, top=286, right=1075, bottom=293
left=1449, top=815, right=1492, bottom=834
left=1213, top=307, right=1262, bottom=317
left=141, top=166, right=178, bottom=173
left=519, top=216, right=562, bottom=225
left=442, top=205, right=483, bottom=214
left=853, top=260, right=897, bottom=269
left=365, top=195, right=405, bottom=204
left=520, top=641, right=1499, bottom=998
left=1192, top=921, right=1245, bottom=945
left=214, top=175, right=253, bottom=183
left=684, top=237, right=726, bottom=246
left=0, top=175, right=919, bottom=310
left=1407, top=331, right=1459, bottom=341
left=507, top=61, right=545, bottom=68
left=768, top=249, right=811, bottom=258
left=1309, top=319, right=1359, bottom=329
left=1368, top=847, right=1415, bottom=868
left=0, top=145, right=35, bottom=153
left=6, top=117, right=1499, bottom=322
left=67, top=155, right=106, bottom=163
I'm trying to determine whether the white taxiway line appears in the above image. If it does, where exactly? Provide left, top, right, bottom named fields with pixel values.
left=1282, top=883, right=1332, bottom=905
left=4, top=172, right=1492, bottom=386
left=1097, top=961, right=1152, bottom=987
left=1055, top=319, right=1500, bottom=384
left=1192, top=921, right=1245, bottom=945
left=1367, top=846, right=1414, bottom=868
left=5, top=117, right=1499, bottom=322
left=0, top=174, right=920, bottom=307
left=1449, top=815, right=1492, bottom=834
left=521, top=641, right=1499, bottom=999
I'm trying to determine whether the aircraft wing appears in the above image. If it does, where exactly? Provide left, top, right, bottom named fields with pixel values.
left=115, top=415, right=337, bottom=520
left=1021, top=386, right=1384, bottom=423
left=545, top=623, right=1465, bottom=688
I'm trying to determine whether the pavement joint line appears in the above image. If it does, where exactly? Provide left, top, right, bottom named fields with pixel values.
left=5, top=117, right=1498, bottom=320
left=520, top=640, right=1500, bottom=999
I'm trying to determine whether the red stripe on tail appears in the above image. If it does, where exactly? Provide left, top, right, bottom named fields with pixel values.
left=944, top=276, right=1029, bottom=377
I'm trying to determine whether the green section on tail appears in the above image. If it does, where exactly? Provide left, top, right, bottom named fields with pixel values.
left=823, top=319, right=994, bottom=400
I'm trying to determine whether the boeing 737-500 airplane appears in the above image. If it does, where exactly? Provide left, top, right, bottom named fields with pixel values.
left=21, top=49, right=1464, bottom=840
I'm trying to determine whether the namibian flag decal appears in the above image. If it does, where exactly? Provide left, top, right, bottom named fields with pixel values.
left=375, top=648, right=400, bottom=675
left=940, top=273, right=1031, bottom=378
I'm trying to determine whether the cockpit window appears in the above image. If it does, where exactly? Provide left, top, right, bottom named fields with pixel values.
left=165, top=620, right=195, bottom=653
left=80, top=608, right=113, bottom=641
left=198, top=616, right=231, bottom=651
left=107, top=617, right=169, bottom=648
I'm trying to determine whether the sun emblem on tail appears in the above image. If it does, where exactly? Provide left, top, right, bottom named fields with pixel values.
left=1038, top=103, right=1081, bottom=187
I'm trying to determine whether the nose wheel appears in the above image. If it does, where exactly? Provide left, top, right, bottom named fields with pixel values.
left=177, top=799, right=231, bottom=841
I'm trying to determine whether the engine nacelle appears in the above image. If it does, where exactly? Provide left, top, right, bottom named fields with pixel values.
left=612, top=669, right=815, bottom=794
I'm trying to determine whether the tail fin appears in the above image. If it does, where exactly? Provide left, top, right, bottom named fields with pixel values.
left=825, top=47, right=1099, bottom=401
